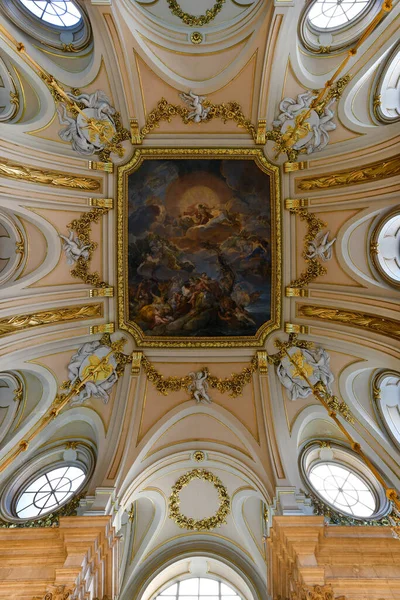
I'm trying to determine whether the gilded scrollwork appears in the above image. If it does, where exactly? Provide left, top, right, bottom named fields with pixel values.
left=298, top=305, right=400, bottom=342
left=297, top=154, right=400, bottom=191
left=0, top=304, right=102, bottom=338
left=0, top=160, right=101, bottom=191
left=168, top=469, right=230, bottom=531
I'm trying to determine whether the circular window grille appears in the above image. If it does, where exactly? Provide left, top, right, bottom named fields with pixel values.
left=18, top=0, right=82, bottom=27
left=309, top=462, right=376, bottom=517
left=307, top=0, right=371, bottom=30
left=15, top=465, right=85, bottom=519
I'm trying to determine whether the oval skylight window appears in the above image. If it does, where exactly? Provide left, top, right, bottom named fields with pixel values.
left=15, top=465, right=85, bottom=519
left=309, top=462, right=376, bottom=517
left=18, top=0, right=82, bottom=27
left=307, top=0, right=372, bottom=30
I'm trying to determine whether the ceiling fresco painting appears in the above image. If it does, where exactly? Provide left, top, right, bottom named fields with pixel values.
left=0, top=0, right=399, bottom=599
left=118, top=149, right=280, bottom=346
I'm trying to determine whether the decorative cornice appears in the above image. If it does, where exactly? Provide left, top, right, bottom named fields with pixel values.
left=0, top=160, right=101, bottom=190
left=298, top=305, right=400, bottom=342
left=0, top=304, right=102, bottom=338
left=297, top=154, right=400, bottom=191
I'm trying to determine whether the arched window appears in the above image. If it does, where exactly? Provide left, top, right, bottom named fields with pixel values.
left=0, top=0, right=91, bottom=52
left=373, top=41, right=400, bottom=124
left=370, top=207, right=400, bottom=288
left=373, top=370, right=400, bottom=448
left=15, top=465, right=85, bottom=519
left=299, top=0, right=381, bottom=54
left=155, top=579, right=241, bottom=600
left=301, top=441, right=390, bottom=520
left=0, top=442, right=95, bottom=523
left=18, top=0, right=82, bottom=27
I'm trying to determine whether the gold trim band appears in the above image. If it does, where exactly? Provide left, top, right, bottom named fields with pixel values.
left=0, top=160, right=101, bottom=191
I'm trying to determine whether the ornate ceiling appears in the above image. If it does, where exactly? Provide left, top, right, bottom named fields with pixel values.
left=0, top=1, right=399, bottom=599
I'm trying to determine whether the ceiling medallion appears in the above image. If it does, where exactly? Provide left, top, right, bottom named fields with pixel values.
left=190, top=32, right=203, bottom=44
left=167, top=0, right=225, bottom=27
left=168, top=469, right=230, bottom=531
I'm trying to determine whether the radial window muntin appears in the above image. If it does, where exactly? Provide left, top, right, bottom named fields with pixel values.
left=309, top=461, right=376, bottom=517
left=155, top=577, right=242, bottom=600
left=18, top=0, right=82, bottom=27
left=14, top=464, right=86, bottom=520
left=307, top=0, right=373, bottom=32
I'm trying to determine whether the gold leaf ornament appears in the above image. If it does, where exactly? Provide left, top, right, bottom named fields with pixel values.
left=168, top=469, right=230, bottom=531
left=167, top=0, right=225, bottom=26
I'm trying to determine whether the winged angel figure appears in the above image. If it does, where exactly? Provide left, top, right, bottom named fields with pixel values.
left=306, top=230, right=336, bottom=262
left=57, top=90, right=117, bottom=156
left=273, top=91, right=337, bottom=154
left=59, top=230, right=90, bottom=265
left=188, top=370, right=212, bottom=403
left=179, top=91, right=210, bottom=123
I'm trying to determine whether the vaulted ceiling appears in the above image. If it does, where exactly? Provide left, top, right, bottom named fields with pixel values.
left=0, top=1, right=399, bottom=599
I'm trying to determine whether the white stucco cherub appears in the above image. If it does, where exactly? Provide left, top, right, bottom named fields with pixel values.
left=188, top=369, right=212, bottom=404
left=305, top=230, right=336, bottom=262
left=179, top=91, right=210, bottom=123
left=59, top=230, right=91, bottom=265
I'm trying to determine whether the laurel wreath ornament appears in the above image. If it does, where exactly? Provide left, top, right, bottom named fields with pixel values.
left=166, top=0, right=225, bottom=27
left=168, top=469, right=231, bottom=531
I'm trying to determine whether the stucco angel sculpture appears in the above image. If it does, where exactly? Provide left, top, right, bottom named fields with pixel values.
left=57, top=90, right=117, bottom=156
left=273, top=91, right=337, bottom=155
left=188, top=369, right=212, bottom=403
left=276, top=346, right=334, bottom=401
left=59, top=230, right=90, bottom=265
left=179, top=91, right=210, bottom=123
left=306, top=230, right=336, bottom=262
left=67, top=340, right=118, bottom=405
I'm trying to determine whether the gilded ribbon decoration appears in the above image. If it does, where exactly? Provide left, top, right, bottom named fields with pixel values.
left=141, top=354, right=258, bottom=398
left=168, top=469, right=230, bottom=531
left=166, top=0, right=225, bottom=26
left=66, top=208, right=111, bottom=288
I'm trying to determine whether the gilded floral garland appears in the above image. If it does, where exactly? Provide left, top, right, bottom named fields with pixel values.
left=168, top=469, right=230, bottom=531
left=140, top=97, right=256, bottom=142
left=67, top=207, right=110, bottom=288
left=288, top=207, right=327, bottom=290
left=166, top=0, right=225, bottom=26
left=141, top=354, right=258, bottom=397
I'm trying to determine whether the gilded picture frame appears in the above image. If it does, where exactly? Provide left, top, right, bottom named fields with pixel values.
left=117, top=148, right=281, bottom=347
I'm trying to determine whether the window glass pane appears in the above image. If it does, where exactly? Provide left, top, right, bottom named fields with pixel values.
left=18, top=0, right=82, bottom=27
left=308, top=462, right=376, bottom=518
left=199, top=580, right=219, bottom=595
left=160, top=584, right=178, bottom=596
left=308, top=0, right=372, bottom=29
left=220, top=584, right=236, bottom=595
left=179, top=580, right=199, bottom=595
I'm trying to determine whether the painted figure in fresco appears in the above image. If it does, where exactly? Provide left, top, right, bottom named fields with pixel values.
left=127, top=159, right=272, bottom=338
left=188, top=370, right=212, bottom=403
